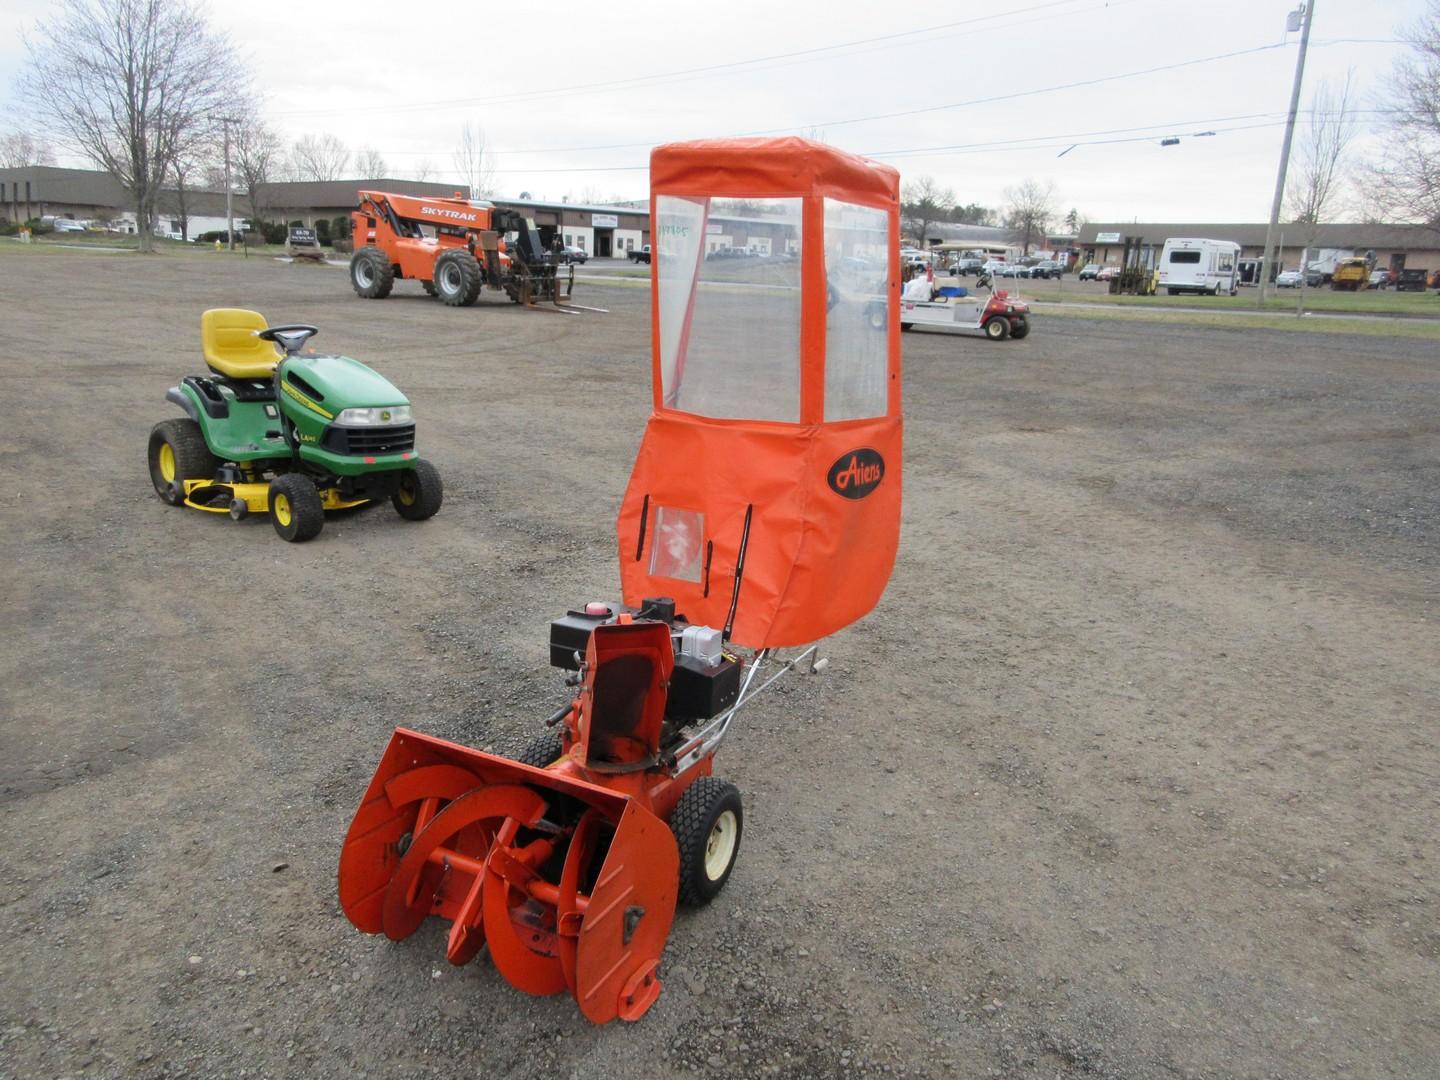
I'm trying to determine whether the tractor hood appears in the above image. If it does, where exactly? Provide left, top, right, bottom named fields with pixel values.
left=280, top=353, right=409, bottom=414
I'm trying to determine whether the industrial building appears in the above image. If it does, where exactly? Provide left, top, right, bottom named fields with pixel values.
left=1080, top=221, right=1440, bottom=279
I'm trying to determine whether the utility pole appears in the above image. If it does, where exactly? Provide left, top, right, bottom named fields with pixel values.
left=1257, top=1, right=1315, bottom=305
left=220, top=116, right=240, bottom=251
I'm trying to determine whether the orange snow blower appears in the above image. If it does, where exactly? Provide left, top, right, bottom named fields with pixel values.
left=338, top=137, right=904, bottom=1023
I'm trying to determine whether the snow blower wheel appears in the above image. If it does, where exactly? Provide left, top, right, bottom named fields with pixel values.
left=672, top=777, right=744, bottom=905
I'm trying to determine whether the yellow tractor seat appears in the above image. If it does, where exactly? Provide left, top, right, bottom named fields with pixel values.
left=201, top=308, right=279, bottom=380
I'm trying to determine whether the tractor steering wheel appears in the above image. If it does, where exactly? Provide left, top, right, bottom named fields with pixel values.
left=257, top=324, right=320, bottom=355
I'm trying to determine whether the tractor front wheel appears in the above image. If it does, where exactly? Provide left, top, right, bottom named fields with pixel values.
left=433, top=251, right=482, bottom=307
left=392, top=459, right=443, bottom=521
left=351, top=246, right=395, bottom=299
left=148, top=418, right=220, bottom=505
left=268, top=474, right=325, bottom=542
left=671, top=777, right=743, bottom=906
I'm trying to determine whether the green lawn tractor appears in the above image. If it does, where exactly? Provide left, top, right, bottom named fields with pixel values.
left=147, top=308, right=442, bottom=542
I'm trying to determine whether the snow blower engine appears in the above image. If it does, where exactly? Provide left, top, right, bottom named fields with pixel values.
left=338, top=136, right=905, bottom=1023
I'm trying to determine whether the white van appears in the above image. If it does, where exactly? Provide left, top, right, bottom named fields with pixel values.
left=1157, top=238, right=1240, bottom=296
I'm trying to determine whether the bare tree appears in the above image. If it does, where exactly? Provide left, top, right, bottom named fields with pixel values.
left=901, top=176, right=955, bottom=250
left=292, top=133, right=350, bottom=181
left=1372, top=1, right=1440, bottom=227
left=452, top=122, right=495, bottom=198
left=354, top=146, right=387, bottom=178
left=1003, top=178, right=1058, bottom=254
left=412, top=158, right=434, bottom=182
left=0, top=131, right=57, bottom=168
left=1285, top=71, right=1358, bottom=226
left=19, top=0, right=247, bottom=252
left=234, top=117, right=283, bottom=227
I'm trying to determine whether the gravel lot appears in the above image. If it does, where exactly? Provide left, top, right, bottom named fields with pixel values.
left=1, top=252, right=1437, bottom=1079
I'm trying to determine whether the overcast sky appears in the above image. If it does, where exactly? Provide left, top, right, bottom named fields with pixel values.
left=0, top=0, right=1423, bottom=222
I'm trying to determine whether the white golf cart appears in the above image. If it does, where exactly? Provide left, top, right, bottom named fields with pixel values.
left=878, top=270, right=1032, bottom=340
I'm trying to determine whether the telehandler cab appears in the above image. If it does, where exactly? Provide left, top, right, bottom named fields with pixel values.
left=147, top=309, right=442, bottom=542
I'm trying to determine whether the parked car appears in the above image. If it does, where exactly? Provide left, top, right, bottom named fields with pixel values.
left=1304, top=268, right=1325, bottom=287
left=1396, top=268, right=1429, bottom=292
left=949, top=257, right=985, bottom=277
left=1027, top=260, right=1062, bottom=279
left=50, top=218, right=87, bottom=233
left=628, top=244, right=651, bottom=264
left=1096, top=266, right=1120, bottom=282
left=559, top=245, right=588, bottom=265
left=1275, top=270, right=1303, bottom=288
left=1367, top=269, right=1390, bottom=289
left=1078, top=263, right=1102, bottom=281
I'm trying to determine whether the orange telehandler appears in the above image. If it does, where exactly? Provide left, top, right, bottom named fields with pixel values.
left=349, top=190, right=595, bottom=311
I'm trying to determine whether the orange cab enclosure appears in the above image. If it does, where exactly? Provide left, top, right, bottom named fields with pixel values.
left=617, top=137, right=902, bottom=648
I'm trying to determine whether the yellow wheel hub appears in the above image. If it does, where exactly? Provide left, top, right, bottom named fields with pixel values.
left=273, top=492, right=292, bottom=527
left=158, top=443, right=176, bottom=483
left=398, top=477, right=417, bottom=506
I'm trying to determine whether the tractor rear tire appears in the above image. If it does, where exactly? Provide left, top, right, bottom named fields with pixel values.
left=351, top=247, right=395, bottom=299
left=434, top=251, right=482, bottom=307
left=671, top=777, right=743, bottom=906
left=148, top=418, right=220, bottom=505
left=392, top=459, right=443, bottom=521
left=515, top=730, right=564, bottom=769
left=268, top=474, right=325, bottom=543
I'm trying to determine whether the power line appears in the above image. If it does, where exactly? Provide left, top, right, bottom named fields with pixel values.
left=269, top=0, right=1136, bottom=120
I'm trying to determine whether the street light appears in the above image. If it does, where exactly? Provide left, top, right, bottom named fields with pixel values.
left=219, top=116, right=240, bottom=252
left=1257, top=2, right=1315, bottom=305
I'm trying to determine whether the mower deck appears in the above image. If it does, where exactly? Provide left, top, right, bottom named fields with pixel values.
left=181, top=478, right=367, bottom=516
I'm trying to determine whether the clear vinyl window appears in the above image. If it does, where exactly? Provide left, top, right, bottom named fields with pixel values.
left=824, top=199, right=890, bottom=420
left=656, top=195, right=802, bottom=422
left=648, top=506, right=704, bottom=582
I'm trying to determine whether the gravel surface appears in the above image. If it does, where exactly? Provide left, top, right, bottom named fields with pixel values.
left=1, top=253, right=1437, bottom=1079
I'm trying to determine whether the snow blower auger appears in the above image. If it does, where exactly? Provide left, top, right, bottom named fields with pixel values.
left=338, top=136, right=905, bottom=1023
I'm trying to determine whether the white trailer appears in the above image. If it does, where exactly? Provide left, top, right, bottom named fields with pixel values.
left=1156, top=237, right=1241, bottom=296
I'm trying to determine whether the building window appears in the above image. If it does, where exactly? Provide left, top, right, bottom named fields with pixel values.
left=577, top=236, right=585, bottom=249
left=26, top=181, right=32, bottom=202
left=565, top=234, right=572, bottom=246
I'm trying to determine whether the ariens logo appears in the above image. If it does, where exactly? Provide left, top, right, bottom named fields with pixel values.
left=827, top=448, right=884, bottom=499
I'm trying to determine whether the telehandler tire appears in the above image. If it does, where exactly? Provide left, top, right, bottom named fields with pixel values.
left=268, top=474, right=325, bottom=543
left=393, top=459, right=443, bottom=521
left=148, top=418, right=220, bottom=505
left=671, top=777, right=743, bottom=906
left=434, top=251, right=482, bottom=307
left=351, top=247, right=395, bottom=299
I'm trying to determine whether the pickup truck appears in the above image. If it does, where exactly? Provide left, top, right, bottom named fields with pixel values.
left=629, top=245, right=651, bottom=264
